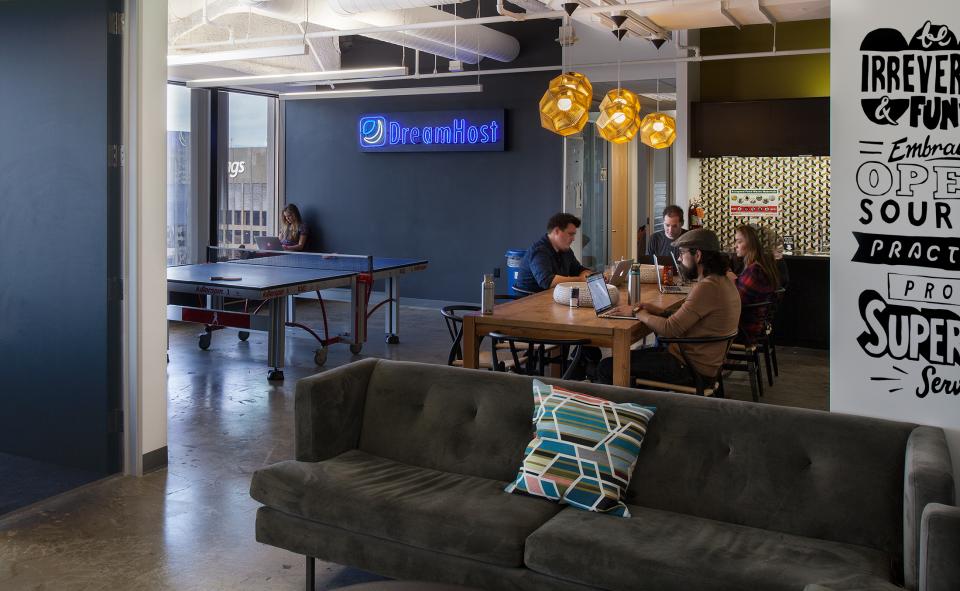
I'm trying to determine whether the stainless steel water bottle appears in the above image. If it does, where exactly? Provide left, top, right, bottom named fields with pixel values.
left=481, top=274, right=495, bottom=315
left=569, top=287, right=579, bottom=308
left=628, top=264, right=642, bottom=306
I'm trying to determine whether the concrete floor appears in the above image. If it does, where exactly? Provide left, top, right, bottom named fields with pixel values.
left=0, top=299, right=829, bottom=590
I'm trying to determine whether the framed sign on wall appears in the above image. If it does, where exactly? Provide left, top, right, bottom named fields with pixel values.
left=358, top=110, right=505, bottom=153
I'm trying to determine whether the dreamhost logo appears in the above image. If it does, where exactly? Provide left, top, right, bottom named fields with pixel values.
left=359, top=114, right=500, bottom=149
left=359, top=116, right=387, bottom=148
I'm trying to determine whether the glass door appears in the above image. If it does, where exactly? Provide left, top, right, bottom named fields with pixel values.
left=564, top=116, right=610, bottom=272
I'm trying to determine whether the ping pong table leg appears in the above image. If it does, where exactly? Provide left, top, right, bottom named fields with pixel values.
left=267, top=296, right=287, bottom=381
left=385, top=276, right=400, bottom=344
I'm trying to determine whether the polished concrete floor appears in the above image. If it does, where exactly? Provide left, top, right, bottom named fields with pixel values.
left=0, top=298, right=829, bottom=590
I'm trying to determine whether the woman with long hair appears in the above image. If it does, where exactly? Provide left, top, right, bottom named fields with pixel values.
left=731, top=224, right=779, bottom=341
left=280, top=203, right=308, bottom=252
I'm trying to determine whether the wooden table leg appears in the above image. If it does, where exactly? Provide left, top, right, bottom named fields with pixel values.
left=462, top=315, right=481, bottom=370
left=612, top=329, right=631, bottom=387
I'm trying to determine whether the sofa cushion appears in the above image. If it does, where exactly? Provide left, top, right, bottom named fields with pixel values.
left=249, top=449, right=563, bottom=568
left=505, top=380, right=656, bottom=517
left=525, top=504, right=893, bottom=591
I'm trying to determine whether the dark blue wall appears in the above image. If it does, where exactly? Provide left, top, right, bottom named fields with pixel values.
left=0, top=0, right=117, bottom=474
left=284, top=72, right=564, bottom=302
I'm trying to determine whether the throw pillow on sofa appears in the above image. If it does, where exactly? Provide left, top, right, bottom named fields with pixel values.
left=504, top=380, right=656, bottom=517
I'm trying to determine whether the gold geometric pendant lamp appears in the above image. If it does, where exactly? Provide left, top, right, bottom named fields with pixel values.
left=597, top=87, right=641, bottom=143
left=540, top=72, right=593, bottom=136
left=639, top=78, right=677, bottom=149
left=540, top=8, right=593, bottom=137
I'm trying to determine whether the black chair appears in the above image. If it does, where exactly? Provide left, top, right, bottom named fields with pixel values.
left=725, top=300, right=776, bottom=402
left=488, top=332, right=591, bottom=380
left=633, top=332, right=739, bottom=397
left=440, top=306, right=523, bottom=371
left=763, top=286, right=787, bottom=383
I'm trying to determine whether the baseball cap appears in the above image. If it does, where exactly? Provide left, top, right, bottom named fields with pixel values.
left=671, top=228, right=721, bottom=252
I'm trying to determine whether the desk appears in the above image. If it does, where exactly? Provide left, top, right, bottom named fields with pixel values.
left=462, top=288, right=685, bottom=387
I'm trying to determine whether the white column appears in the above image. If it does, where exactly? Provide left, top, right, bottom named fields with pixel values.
left=830, top=1, right=960, bottom=490
left=124, top=0, right=168, bottom=475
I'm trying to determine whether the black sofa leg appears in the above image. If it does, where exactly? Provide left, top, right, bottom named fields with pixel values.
left=306, top=555, right=315, bottom=591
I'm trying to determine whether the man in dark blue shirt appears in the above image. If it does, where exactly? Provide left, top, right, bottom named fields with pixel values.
left=645, top=205, right=686, bottom=259
left=514, top=212, right=591, bottom=293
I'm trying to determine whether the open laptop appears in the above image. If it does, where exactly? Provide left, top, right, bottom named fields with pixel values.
left=607, top=259, right=634, bottom=287
left=654, top=257, right=692, bottom=294
left=254, top=236, right=283, bottom=250
left=586, top=273, right=639, bottom=320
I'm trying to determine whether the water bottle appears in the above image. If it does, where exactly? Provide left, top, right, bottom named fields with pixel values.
left=481, top=274, right=495, bottom=315
left=628, top=264, right=642, bottom=306
left=569, top=287, right=579, bottom=308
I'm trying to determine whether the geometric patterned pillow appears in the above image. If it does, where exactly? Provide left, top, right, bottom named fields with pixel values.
left=504, top=380, right=656, bottom=518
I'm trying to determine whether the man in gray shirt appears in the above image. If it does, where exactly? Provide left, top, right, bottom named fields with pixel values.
left=645, top=205, right=686, bottom=259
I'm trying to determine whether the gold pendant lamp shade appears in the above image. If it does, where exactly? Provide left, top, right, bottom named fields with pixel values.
left=539, top=72, right=593, bottom=136
left=596, top=88, right=641, bottom=144
left=639, top=112, right=677, bottom=149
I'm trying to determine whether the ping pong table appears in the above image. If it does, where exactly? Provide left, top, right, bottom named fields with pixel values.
left=167, top=248, right=428, bottom=380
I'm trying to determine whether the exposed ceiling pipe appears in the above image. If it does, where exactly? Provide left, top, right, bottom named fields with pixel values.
left=326, top=0, right=464, bottom=15
left=281, top=46, right=828, bottom=89
left=173, top=0, right=735, bottom=49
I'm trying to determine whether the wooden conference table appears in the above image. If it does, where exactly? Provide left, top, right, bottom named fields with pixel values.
left=462, top=287, right=686, bottom=387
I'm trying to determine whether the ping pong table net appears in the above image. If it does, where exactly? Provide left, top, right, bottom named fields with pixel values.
left=208, top=246, right=374, bottom=274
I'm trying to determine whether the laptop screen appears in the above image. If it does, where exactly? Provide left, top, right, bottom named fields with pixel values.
left=586, top=274, right=613, bottom=312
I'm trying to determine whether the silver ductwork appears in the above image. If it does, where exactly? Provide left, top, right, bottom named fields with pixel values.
left=178, top=0, right=520, bottom=64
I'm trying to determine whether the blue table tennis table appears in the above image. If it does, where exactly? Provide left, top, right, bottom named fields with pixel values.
left=167, top=249, right=428, bottom=380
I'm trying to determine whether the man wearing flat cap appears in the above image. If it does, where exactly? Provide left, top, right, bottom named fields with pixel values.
left=597, top=228, right=741, bottom=387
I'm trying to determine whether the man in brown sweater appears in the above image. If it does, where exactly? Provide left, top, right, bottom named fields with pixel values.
left=597, top=228, right=741, bottom=386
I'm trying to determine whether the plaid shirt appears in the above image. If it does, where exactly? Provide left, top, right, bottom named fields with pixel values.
left=735, top=263, right=775, bottom=341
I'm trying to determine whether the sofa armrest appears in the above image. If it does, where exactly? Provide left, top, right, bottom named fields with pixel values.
left=904, top=427, right=956, bottom=590
left=295, top=358, right=378, bottom=462
left=919, top=503, right=960, bottom=591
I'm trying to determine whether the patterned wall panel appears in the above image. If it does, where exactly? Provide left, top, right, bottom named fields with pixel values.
left=697, top=156, right=830, bottom=253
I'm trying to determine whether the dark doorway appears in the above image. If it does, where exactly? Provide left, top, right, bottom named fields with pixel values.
left=0, top=0, right=124, bottom=515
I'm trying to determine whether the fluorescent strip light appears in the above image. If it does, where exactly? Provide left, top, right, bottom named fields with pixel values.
left=168, top=44, right=308, bottom=66
left=185, top=66, right=409, bottom=88
left=281, top=84, right=484, bottom=101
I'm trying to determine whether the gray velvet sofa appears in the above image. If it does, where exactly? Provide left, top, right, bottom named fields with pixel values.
left=249, top=359, right=959, bottom=591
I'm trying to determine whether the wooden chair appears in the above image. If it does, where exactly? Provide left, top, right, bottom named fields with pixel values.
left=488, top=332, right=591, bottom=380
left=634, top=332, right=738, bottom=397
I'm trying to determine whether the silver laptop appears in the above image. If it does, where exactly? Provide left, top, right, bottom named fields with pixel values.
left=607, top=259, right=634, bottom=287
left=586, top=273, right=639, bottom=320
left=654, top=257, right=692, bottom=294
left=254, top=236, right=283, bottom=250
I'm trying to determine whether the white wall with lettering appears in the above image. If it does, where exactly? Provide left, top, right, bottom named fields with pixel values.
left=832, top=1, right=960, bottom=489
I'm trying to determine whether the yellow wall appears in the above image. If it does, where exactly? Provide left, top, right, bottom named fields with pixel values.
left=700, top=19, right=830, bottom=101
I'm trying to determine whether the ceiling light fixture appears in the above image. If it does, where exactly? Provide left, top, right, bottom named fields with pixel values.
left=280, top=84, right=483, bottom=101
left=539, top=17, right=592, bottom=137
left=639, top=78, right=677, bottom=149
left=168, top=44, right=309, bottom=66
left=596, top=19, right=641, bottom=144
left=186, top=66, right=410, bottom=88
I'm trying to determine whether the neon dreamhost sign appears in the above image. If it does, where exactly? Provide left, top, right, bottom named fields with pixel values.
left=358, top=110, right=505, bottom=152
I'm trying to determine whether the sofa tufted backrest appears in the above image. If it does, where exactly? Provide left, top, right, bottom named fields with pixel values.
left=357, top=361, right=915, bottom=561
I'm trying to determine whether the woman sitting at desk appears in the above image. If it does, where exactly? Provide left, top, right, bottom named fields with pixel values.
left=280, top=204, right=308, bottom=252
left=729, top=224, right=780, bottom=342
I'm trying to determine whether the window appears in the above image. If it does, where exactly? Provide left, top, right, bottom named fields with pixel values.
left=218, top=92, right=277, bottom=248
left=166, top=85, right=195, bottom=265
